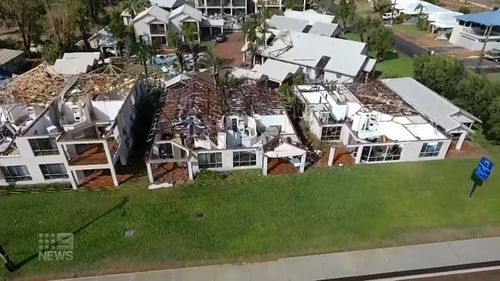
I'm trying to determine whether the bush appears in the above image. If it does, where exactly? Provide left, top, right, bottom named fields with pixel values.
left=458, top=6, right=471, bottom=14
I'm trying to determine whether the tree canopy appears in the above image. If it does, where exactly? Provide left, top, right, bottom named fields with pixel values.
left=372, top=0, right=392, bottom=16
left=336, top=0, right=356, bottom=30
left=368, top=25, right=394, bottom=61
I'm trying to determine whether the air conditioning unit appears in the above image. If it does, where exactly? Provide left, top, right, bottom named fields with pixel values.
left=47, top=125, right=59, bottom=135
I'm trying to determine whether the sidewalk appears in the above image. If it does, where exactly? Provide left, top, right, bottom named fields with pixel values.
left=56, top=237, right=500, bottom=281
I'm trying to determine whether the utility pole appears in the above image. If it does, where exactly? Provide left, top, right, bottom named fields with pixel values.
left=477, top=24, right=492, bottom=68
left=0, top=243, right=16, bottom=272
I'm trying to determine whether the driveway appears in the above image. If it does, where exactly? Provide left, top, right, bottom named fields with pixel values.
left=394, top=34, right=428, bottom=57
left=215, top=31, right=245, bottom=67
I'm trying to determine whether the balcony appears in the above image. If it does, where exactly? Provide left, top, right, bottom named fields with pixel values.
left=68, top=144, right=109, bottom=166
left=149, top=24, right=166, bottom=35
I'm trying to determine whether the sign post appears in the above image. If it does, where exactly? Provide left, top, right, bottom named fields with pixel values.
left=470, top=157, right=495, bottom=198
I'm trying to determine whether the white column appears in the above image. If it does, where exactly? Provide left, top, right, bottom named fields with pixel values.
left=328, top=147, right=335, bottom=166
left=263, top=155, right=268, bottom=175
left=69, top=170, right=78, bottom=190
left=103, top=142, right=119, bottom=187
left=299, top=153, right=306, bottom=173
left=355, top=146, right=363, bottom=164
left=57, top=143, right=76, bottom=189
left=187, top=159, right=194, bottom=180
left=146, top=163, right=154, bottom=183
left=456, top=132, right=467, bottom=151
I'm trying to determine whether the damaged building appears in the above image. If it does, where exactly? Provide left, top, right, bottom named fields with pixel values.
left=146, top=75, right=306, bottom=186
left=295, top=78, right=480, bottom=166
left=0, top=64, right=145, bottom=188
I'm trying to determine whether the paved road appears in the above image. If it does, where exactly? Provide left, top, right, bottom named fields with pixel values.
left=394, top=35, right=427, bottom=58
left=406, top=268, right=500, bottom=280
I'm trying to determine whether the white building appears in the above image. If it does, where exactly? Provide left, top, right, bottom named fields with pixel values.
left=295, top=78, right=480, bottom=166
left=252, top=29, right=376, bottom=83
left=449, top=10, right=500, bottom=52
left=51, top=52, right=102, bottom=75
left=145, top=76, right=306, bottom=186
left=194, top=0, right=247, bottom=15
left=129, top=4, right=223, bottom=47
left=267, top=11, right=340, bottom=37
left=254, top=0, right=306, bottom=13
left=0, top=65, right=145, bottom=188
left=230, top=58, right=302, bottom=86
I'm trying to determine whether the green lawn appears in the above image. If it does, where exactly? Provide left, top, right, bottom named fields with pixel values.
left=485, top=72, right=500, bottom=84
left=1, top=156, right=500, bottom=280
left=391, top=24, right=428, bottom=39
left=343, top=33, right=414, bottom=78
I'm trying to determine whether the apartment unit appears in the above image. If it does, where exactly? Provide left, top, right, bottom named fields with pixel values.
left=253, top=29, right=376, bottom=83
left=0, top=65, right=145, bottom=188
left=254, top=0, right=306, bottom=13
left=146, top=76, right=306, bottom=186
left=194, top=0, right=247, bottom=16
left=129, top=4, right=224, bottom=47
left=268, top=14, right=340, bottom=38
left=449, top=10, right=500, bottom=52
left=295, top=78, right=480, bottom=166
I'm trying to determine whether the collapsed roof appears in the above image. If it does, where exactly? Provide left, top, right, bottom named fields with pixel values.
left=0, top=63, right=67, bottom=107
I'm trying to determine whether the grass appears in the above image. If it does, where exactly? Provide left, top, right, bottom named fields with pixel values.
left=485, top=72, right=500, bottom=84
left=343, top=32, right=415, bottom=78
left=391, top=24, right=428, bottom=39
left=1, top=155, right=500, bottom=280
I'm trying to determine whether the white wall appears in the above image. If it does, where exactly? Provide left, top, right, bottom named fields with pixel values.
left=0, top=136, right=69, bottom=186
left=191, top=148, right=264, bottom=175
left=92, top=100, right=124, bottom=121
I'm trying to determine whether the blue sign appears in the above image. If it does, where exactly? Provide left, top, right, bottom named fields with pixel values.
left=475, top=157, right=495, bottom=182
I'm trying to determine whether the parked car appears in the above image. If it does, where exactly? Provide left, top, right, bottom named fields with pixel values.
left=215, top=33, right=227, bottom=43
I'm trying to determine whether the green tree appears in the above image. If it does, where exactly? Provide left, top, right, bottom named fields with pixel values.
left=121, top=0, right=150, bottom=18
left=413, top=55, right=465, bottom=99
left=336, top=0, right=356, bottom=31
left=285, top=0, right=302, bottom=10
left=372, top=0, right=392, bottom=17
left=0, top=0, right=45, bottom=56
left=354, top=15, right=380, bottom=43
left=414, top=3, right=429, bottom=30
left=68, top=0, right=93, bottom=50
left=167, top=31, right=186, bottom=73
left=182, top=23, right=200, bottom=71
left=368, top=25, right=394, bottom=61
left=458, top=6, right=471, bottom=14
left=199, top=42, right=227, bottom=86
left=131, top=41, right=153, bottom=88
left=107, top=11, right=135, bottom=57
left=315, top=0, right=333, bottom=13
left=485, top=97, right=500, bottom=142
left=242, top=18, right=260, bottom=67
left=44, top=0, right=76, bottom=57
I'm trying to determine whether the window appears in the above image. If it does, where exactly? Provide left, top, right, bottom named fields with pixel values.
left=233, top=151, right=257, bottom=167
left=198, top=152, right=222, bottom=169
left=28, top=138, right=59, bottom=156
left=360, top=144, right=402, bottom=162
left=231, top=118, right=238, bottom=131
left=419, top=142, right=443, bottom=157
left=321, top=126, right=341, bottom=141
left=158, top=143, right=174, bottom=159
left=39, top=164, right=68, bottom=180
left=1, top=166, right=31, bottom=182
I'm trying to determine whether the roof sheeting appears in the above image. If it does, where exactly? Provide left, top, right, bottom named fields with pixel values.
left=150, top=0, right=186, bottom=8
left=0, top=49, right=24, bottom=66
left=268, top=15, right=339, bottom=37
left=260, top=29, right=369, bottom=77
left=256, top=59, right=301, bottom=83
left=457, top=10, right=500, bottom=26
left=308, top=22, right=339, bottom=36
left=382, top=77, right=479, bottom=132
left=52, top=52, right=101, bottom=75
left=170, top=4, right=202, bottom=22
left=283, top=9, right=335, bottom=24
left=133, top=5, right=170, bottom=23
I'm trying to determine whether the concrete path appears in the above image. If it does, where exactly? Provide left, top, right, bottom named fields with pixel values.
left=56, top=237, right=500, bottom=281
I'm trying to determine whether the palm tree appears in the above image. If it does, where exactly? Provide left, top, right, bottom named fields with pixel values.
left=131, top=41, right=153, bottom=88
left=199, top=42, right=227, bottom=86
left=242, top=18, right=259, bottom=66
left=414, top=3, right=428, bottom=30
left=167, top=31, right=186, bottom=73
left=182, top=23, right=200, bottom=71
left=121, top=0, right=150, bottom=18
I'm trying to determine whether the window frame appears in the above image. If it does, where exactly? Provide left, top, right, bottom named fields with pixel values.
left=1, top=165, right=32, bottom=182
left=321, top=126, right=342, bottom=141
left=39, top=163, right=68, bottom=180
left=28, top=137, right=59, bottom=156
left=233, top=151, right=257, bottom=167
left=198, top=152, right=223, bottom=169
left=419, top=142, right=443, bottom=158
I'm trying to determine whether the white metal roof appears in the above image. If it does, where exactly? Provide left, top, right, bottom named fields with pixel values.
left=0, top=49, right=24, bottom=66
left=308, top=22, right=339, bottom=37
left=230, top=67, right=264, bottom=80
left=133, top=5, right=170, bottom=23
left=260, top=30, right=370, bottom=77
left=382, top=77, right=480, bottom=133
left=283, top=9, right=335, bottom=24
left=52, top=52, right=101, bottom=75
left=255, top=59, right=301, bottom=83
left=170, top=4, right=202, bottom=22
left=150, top=0, right=186, bottom=8
left=363, top=58, right=377, bottom=72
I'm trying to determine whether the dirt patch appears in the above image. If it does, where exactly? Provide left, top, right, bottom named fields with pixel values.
left=446, top=140, right=489, bottom=160
left=439, top=0, right=490, bottom=12
left=215, top=31, right=245, bottom=67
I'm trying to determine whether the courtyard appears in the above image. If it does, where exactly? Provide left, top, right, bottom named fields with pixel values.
left=1, top=153, right=499, bottom=280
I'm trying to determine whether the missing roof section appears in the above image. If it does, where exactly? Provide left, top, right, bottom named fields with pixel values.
left=316, top=56, right=331, bottom=69
left=226, top=82, right=286, bottom=116
left=301, top=25, right=313, bottom=33
left=347, top=80, right=418, bottom=116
